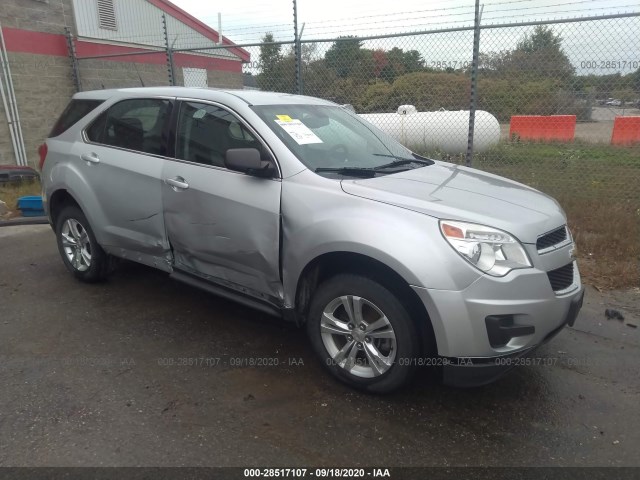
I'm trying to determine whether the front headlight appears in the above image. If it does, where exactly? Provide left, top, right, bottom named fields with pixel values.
left=439, top=220, right=532, bottom=277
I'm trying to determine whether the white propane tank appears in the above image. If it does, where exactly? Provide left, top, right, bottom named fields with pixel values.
left=359, top=106, right=500, bottom=154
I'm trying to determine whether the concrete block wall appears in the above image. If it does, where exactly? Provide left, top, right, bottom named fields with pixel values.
left=0, top=51, right=76, bottom=167
left=0, top=0, right=245, bottom=166
left=172, top=66, right=243, bottom=89
left=78, top=58, right=171, bottom=91
left=0, top=0, right=76, bottom=166
left=78, top=59, right=242, bottom=92
left=206, top=69, right=243, bottom=89
left=0, top=52, right=244, bottom=166
left=0, top=0, right=75, bottom=35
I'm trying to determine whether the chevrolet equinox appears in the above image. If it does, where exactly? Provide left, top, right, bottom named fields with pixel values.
left=40, top=87, right=584, bottom=393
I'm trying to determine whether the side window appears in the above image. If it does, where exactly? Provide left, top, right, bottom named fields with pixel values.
left=176, top=101, right=266, bottom=168
left=86, top=111, right=107, bottom=143
left=49, top=99, right=104, bottom=138
left=86, top=98, right=171, bottom=155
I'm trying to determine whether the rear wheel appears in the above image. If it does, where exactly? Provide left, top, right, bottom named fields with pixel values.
left=55, top=205, right=109, bottom=282
left=307, top=274, right=419, bottom=393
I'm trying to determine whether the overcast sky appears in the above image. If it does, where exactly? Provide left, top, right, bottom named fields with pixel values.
left=171, top=0, right=638, bottom=42
left=170, top=0, right=639, bottom=75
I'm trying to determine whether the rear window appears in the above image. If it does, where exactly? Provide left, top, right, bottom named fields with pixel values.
left=49, top=99, right=104, bottom=138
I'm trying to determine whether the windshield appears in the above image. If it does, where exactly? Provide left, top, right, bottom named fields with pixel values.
left=251, top=104, right=421, bottom=174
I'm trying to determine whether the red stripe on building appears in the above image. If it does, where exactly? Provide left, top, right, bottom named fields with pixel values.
left=75, top=42, right=241, bottom=73
left=173, top=53, right=242, bottom=73
left=2, top=28, right=68, bottom=56
left=75, top=40, right=165, bottom=62
left=2, top=28, right=241, bottom=73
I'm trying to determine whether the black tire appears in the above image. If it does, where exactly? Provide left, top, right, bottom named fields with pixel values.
left=55, top=205, right=109, bottom=283
left=307, top=274, right=420, bottom=393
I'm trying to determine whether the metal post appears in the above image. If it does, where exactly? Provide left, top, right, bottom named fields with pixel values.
left=162, top=14, right=175, bottom=86
left=65, top=27, right=81, bottom=92
left=0, top=22, right=28, bottom=167
left=0, top=56, right=21, bottom=166
left=298, top=22, right=305, bottom=94
left=465, top=1, right=483, bottom=167
left=293, top=0, right=302, bottom=94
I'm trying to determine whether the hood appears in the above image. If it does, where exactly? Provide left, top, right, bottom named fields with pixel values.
left=340, top=162, right=566, bottom=244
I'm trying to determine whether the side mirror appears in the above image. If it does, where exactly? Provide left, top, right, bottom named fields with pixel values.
left=224, top=148, right=276, bottom=178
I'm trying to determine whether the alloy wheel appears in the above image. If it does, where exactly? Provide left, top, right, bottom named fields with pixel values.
left=61, top=218, right=92, bottom=272
left=320, top=295, right=397, bottom=378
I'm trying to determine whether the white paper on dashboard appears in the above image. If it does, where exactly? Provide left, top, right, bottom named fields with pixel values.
left=275, top=119, right=323, bottom=145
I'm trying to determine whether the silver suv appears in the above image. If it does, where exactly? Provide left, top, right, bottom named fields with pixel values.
left=41, top=87, right=584, bottom=393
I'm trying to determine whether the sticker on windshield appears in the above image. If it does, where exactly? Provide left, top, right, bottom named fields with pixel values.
left=275, top=119, right=323, bottom=145
left=276, top=115, right=293, bottom=122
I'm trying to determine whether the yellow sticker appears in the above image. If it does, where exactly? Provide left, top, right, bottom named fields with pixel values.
left=276, top=115, right=293, bottom=122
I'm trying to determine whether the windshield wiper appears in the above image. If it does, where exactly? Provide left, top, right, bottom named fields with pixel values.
left=372, top=153, right=434, bottom=170
left=315, top=153, right=434, bottom=177
left=314, top=167, right=377, bottom=178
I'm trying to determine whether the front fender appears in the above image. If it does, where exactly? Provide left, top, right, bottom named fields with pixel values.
left=280, top=170, right=482, bottom=307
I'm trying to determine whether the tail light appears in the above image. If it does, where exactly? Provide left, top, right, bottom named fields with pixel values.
left=38, top=143, right=48, bottom=171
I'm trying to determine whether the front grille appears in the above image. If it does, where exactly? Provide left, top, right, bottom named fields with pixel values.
left=547, top=263, right=574, bottom=292
left=537, top=226, right=568, bottom=251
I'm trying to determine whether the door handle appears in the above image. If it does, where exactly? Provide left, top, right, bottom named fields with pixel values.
left=81, top=152, right=100, bottom=164
left=165, top=177, right=189, bottom=191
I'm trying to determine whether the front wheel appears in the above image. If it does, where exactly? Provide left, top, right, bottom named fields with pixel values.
left=55, top=205, right=110, bottom=282
left=307, top=274, right=420, bottom=393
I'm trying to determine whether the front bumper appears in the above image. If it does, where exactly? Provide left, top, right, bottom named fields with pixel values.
left=411, top=261, right=584, bottom=359
left=440, top=287, right=584, bottom=387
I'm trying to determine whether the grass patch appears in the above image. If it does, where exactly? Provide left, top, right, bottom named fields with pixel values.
left=425, top=141, right=640, bottom=289
left=0, top=179, right=42, bottom=218
left=561, top=196, right=639, bottom=290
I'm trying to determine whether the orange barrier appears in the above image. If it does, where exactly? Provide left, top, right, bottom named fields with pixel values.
left=611, top=116, right=640, bottom=145
left=509, top=115, right=576, bottom=142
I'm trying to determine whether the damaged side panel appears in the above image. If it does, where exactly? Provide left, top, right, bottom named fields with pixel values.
left=103, top=245, right=174, bottom=273
left=68, top=140, right=171, bottom=256
left=161, top=160, right=283, bottom=302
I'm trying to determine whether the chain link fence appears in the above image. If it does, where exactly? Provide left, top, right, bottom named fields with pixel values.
left=68, top=9, right=640, bottom=288
left=70, top=1, right=250, bottom=92
left=247, top=14, right=640, bottom=289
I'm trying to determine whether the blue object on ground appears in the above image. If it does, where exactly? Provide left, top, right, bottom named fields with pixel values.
left=18, top=196, right=44, bottom=217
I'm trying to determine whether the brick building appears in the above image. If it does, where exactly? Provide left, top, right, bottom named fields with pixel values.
left=0, top=0, right=249, bottom=166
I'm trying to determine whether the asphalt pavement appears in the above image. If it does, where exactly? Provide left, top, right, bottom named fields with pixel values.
left=0, top=225, right=638, bottom=467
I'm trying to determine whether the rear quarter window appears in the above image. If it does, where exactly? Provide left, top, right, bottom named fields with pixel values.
left=49, top=99, right=105, bottom=138
left=85, top=98, right=172, bottom=156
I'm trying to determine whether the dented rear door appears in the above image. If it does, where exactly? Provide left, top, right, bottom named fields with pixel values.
left=79, top=97, right=173, bottom=255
